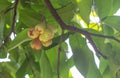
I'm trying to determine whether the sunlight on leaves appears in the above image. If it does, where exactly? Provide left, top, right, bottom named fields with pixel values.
left=88, top=23, right=102, bottom=31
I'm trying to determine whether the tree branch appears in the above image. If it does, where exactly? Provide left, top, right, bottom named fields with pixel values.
left=65, top=25, right=120, bottom=43
left=86, top=36, right=107, bottom=59
left=44, top=0, right=66, bottom=29
left=4, top=0, right=19, bottom=43
left=0, top=0, right=19, bottom=50
left=44, top=0, right=120, bottom=59
left=57, top=29, right=64, bottom=78
left=4, top=7, right=14, bottom=14
left=44, top=0, right=120, bottom=43
left=57, top=46, right=61, bottom=78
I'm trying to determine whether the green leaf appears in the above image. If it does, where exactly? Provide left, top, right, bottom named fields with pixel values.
left=0, top=50, right=7, bottom=58
left=40, top=51, right=53, bottom=78
left=57, top=3, right=76, bottom=23
left=0, top=16, right=4, bottom=46
left=69, top=33, right=102, bottom=78
left=110, top=0, right=120, bottom=15
left=109, top=42, right=120, bottom=78
left=103, top=16, right=120, bottom=32
left=26, top=55, right=41, bottom=78
left=46, top=46, right=58, bottom=73
left=7, top=28, right=31, bottom=52
left=44, top=32, right=72, bottom=50
left=94, top=0, right=113, bottom=19
left=0, top=70, right=13, bottom=78
left=75, top=0, right=92, bottom=24
left=9, top=48, right=19, bottom=62
left=99, top=58, right=111, bottom=78
left=19, top=8, right=42, bottom=27
left=102, top=24, right=114, bottom=36
left=16, top=59, right=28, bottom=78
left=46, top=42, right=70, bottom=78
left=101, top=39, right=120, bottom=78
left=0, top=0, right=11, bottom=12
left=102, top=67, right=111, bottom=78
left=60, top=43, right=69, bottom=78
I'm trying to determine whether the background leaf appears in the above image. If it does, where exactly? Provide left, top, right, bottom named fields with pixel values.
left=94, top=0, right=113, bottom=19
left=40, top=51, right=53, bottom=78
left=75, top=0, right=92, bottom=24
left=6, top=29, right=31, bottom=52
left=103, top=16, right=120, bottom=32
left=69, top=33, right=102, bottom=78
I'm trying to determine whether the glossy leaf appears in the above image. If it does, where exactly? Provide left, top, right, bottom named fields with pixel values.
left=7, top=28, right=31, bottom=52
left=99, top=58, right=111, bottom=78
left=103, top=16, right=120, bottom=32
left=46, top=42, right=70, bottom=78
left=69, top=33, right=102, bottom=78
left=19, top=9, right=42, bottom=27
left=110, top=0, right=120, bottom=14
left=94, top=0, right=113, bottom=19
left=0, top=0, right=11, bottom=11
left=75, top=0, right=92, bottom=24
left=16, top=59, right=28, bottom=78
left=57, top=3, right=76, bottom=23
left=40, top=51, right=53, bottom=78
left=102, top=24, right=114, bottom=36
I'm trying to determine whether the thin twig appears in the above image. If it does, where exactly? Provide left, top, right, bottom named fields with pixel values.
left=0, top=6, right=14, bottom=16
left=56, top=2, right=72, bottom=10
left=57, top=47, right=61, bottom=78
left=57, top=30, right=64, bottom=78
left=4, top=7, right=14, bottom=14
left=86, top=35, right=107, bottom=59
left=0, top=0, right=19, bottom=50
left=44, top=0, right=66, bottom=29
left=4, top=0, right=19, bottom=43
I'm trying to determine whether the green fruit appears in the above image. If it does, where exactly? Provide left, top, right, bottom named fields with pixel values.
left=35, top=23, right=46, bottom=34
left=39, top=28, right=54, bottom=42
left=42, top=40, right=52, bottom=47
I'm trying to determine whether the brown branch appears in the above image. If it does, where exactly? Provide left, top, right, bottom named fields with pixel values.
left=4, top=0, right=19, bottom=43
left=0, top=0, right=19, bottom=50
left=44, top=0, right=120, bottom=43
left=0, top=7, right=14, bottom=16
left=57, top=30, right=64, bottom=78
left=86, top=36, right=107, bottom=59
left=65, top=25, right=120, bottom=43
left=4, top=7, right=14, bottom=14
left=44, top=0, right=66, bottom=29
left=44, top=0, right=120, bottom=59
left=57, top=47, right=61, bottom=78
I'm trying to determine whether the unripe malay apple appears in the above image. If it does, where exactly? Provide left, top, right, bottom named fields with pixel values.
left=47, top=25, right=57, bottom=33
left=30, top=38, right=42, bottom=50
left=39, top=28, right=54, bottom=42
left=42, top=40, right=52, bottom=47
left=35, top=23, right=46, bottom=34
left=27, top=28, right=39, bottom=39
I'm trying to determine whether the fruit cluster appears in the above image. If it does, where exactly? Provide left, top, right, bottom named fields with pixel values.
left=27, top=23, right=57, bottom=50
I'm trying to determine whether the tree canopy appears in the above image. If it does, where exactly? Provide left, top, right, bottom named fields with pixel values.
left=0, top=0, right=120, bottom=78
